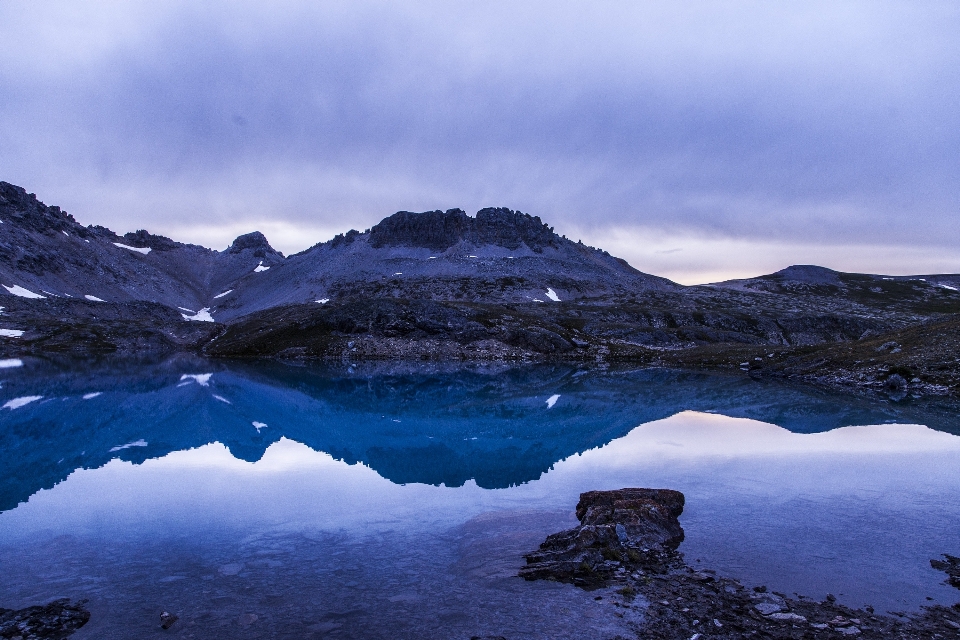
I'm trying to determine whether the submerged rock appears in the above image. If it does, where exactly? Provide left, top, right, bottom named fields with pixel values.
left=931, top=554, right=960, bottom=590
left=519, top=488, right=684, bottom=586
left=0, top=598, right=90, bottom=639
left=159, top=610, right=178, bottom=629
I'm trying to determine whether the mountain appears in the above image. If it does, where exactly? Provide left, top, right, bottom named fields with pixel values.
left=710, top=264, right=960, bottom=304
left=0, top=181, right=283, bottom=313
left=0, top=183, right=674, bottom=322
left=1, top=179, right=960, bottom=400
left=211, top=208, right=676, bottom=321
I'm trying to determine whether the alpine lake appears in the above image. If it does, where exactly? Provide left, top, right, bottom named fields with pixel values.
left=1, top=357, right=959, bottom=639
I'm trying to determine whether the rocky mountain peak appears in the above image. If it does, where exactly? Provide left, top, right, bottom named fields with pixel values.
left=473, top=207, right=558, bottom=252
left=772, top=265, right=842, bottom=286
left=121, top=229, right=180, bottom=251
left=225, top=231, right=283, bottom=259
left=0, top=181, right=85, bottom=236
left=369, top=209, right=470, bottom=251
left=368, top=207, right=560, bottom=253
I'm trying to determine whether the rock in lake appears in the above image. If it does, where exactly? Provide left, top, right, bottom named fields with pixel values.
left=931, top=554, right=960, bottom=590
left=519, top=488, right=684, bottom=586
left=0, top=598, right=90, bottom=639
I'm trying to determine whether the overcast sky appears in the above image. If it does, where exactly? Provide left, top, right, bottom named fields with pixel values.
left=1, top=1, right=958, bottom=283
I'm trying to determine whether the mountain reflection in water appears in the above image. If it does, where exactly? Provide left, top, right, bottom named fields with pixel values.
left=1, top=358, right=959, bottom=638
left=3, top=358, right=959, bottom=512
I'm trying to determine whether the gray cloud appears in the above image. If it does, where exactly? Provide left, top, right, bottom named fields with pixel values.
left=1, top=1, right=958, bottom=279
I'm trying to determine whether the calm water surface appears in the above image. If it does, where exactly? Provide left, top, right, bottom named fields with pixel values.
left=1, top=358, right=959, bottom=639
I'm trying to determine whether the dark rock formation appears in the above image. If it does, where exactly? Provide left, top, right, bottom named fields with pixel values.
left=159, top=610, right=179, bottom=629
left=225, top=231, right=284, bottom=259
left=519, top=488, right=684, bottom=586
left=472, top=207, right=559, bottom=252
left=931, top=554, right=960, bottom=590
left=0, top=598, right=90, bottom=639
left=369, top=209, right=469, bottom=251
left=520, top=491, right=960, bottom=639
left=368, top=207, right=559, bottom=253
left=0, top=182, right=88, bottom=237
left=121, top=229, right=180, bottom=251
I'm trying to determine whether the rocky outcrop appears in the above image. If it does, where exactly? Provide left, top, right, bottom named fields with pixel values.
left=368, top=207, right=560, bottom=253
left=471, top=207, right=560, bottom=252
left=519, top=490, right=960, bottom=639
left=120, top=229, right=181, bottom=251
left=931, top=554, right=960, bottom=590
left=225, top=231, right=284, bottom=259
left=0, top=182, right=89, bottom=237
left=369, top=209, right=470, bottom=251
left=0, top=598, right=90, bottom=639
left=519, top=488, right=684, bottom=586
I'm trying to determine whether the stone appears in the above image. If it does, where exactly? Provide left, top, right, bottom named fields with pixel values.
left=0, top=598, right=90, bottom=639
left=755, top=602, right=783, bottom=615
left=519, top=488, right=684, bottom=586
left=159, top=611, right=178, bottom=629
left=931, top=554, right=960, bottom=590
left=766, top=612, right=806, bottom=622
left=884, top=373, right=907, bottom=391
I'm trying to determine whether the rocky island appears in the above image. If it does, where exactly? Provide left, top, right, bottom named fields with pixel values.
left=2, top=179, right=960, bottom=403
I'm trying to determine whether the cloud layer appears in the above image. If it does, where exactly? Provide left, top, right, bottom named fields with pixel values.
left=1, top=1, right=958, bottom=282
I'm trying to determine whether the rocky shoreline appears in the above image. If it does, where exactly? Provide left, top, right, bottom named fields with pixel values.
left=3, top=296, right=960, bottom=408
left=4, top=492, right=958, bottom=639
left=519, top=489, right=960, bottom=639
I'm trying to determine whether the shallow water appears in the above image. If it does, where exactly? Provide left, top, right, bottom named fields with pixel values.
left=1, top=358, right=958, bottom=638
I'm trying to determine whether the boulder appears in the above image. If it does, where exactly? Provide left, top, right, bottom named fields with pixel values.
left=520, top=488, right=685, bottom=586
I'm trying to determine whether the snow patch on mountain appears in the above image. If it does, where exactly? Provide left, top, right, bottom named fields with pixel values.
left=109, top=439, right=147, bottom=452
left=3, top=285, right=45, bottom=299
left=114, top=243, right=151, bottom=254
left=182, top=308, right=214, bottom=322
left=3, top=395, right=42, bottom=410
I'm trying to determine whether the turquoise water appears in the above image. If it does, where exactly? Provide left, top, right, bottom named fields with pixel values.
left=1, top=358, right=959, bottom=638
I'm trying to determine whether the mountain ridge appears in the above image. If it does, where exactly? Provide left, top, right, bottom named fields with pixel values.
left=2, top=179, right=960, bottom=402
